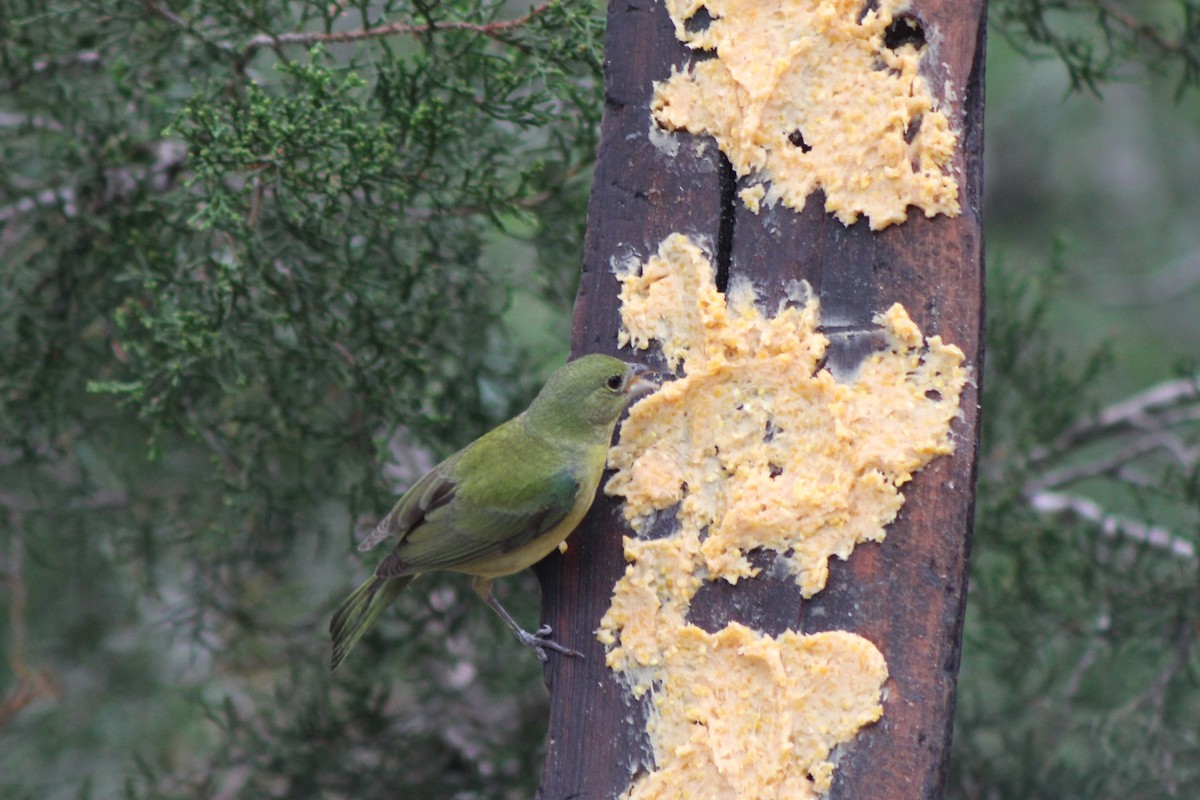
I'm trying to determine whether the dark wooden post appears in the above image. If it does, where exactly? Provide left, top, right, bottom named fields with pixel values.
left=535, top=1, right=986, bottom=797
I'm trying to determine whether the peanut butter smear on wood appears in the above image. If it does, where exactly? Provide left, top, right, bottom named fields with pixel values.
left=652, top=0, right=960, bottom=230
left=600, top=234, right=966, bottom=798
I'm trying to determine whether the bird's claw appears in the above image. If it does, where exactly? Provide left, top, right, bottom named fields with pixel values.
left=518, top=624, right=583, bottom=662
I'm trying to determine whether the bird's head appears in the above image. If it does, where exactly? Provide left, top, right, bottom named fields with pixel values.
left=526, top=354, right=659, bottom=435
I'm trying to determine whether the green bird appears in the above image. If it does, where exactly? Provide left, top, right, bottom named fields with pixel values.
left=330, top=354, right=658, bottom=670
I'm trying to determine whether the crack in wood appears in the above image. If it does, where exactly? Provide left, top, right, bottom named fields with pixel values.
left=715, top=154, right=736, bottom=293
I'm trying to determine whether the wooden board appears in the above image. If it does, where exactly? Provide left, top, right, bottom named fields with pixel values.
left=536, top=2, right=986, bottom=797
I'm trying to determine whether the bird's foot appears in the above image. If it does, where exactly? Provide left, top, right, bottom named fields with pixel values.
left=517, top=624, right=583, bottom=662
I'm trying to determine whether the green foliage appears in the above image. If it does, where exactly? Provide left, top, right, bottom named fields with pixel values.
left=3, top=1, right=1199, bottom=799
left=0, top=1, right=600, bottom=797
left=981, top=243, right=1114, bottom=454
left=951, top=249, right=1200, bottom=799
left=993, top=0, right=1200, bottom=95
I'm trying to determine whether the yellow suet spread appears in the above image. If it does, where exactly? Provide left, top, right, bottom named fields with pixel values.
left=602, top=234, right=966, bottom=798
left=651, top=0, right=960, bottom=230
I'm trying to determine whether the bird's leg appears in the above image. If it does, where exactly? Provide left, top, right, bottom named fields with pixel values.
left=471, top=576, right=583, bottom=662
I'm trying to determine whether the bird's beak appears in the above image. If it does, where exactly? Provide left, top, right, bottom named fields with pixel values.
left=625, top=364, right=661, bottom=399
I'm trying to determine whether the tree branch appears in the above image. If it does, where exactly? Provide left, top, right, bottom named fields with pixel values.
left=140, top=0, right=238, bottom=57
left=1030, top=375, right=1200, bottom=466
left=0, top=527, right=60, bottom=731
left=1027, top=490, right=1197, bottom=562
left=143, top=0, right=555, bottom=64
left=240, top=1, right=553, bottom=57
left=0, top=111, right=65, bottom=132
left=0, top=140, right=187, bottom=226
left=1092, top=0, right=1193, bottom=58
left=0, top=186, right=77, bottom=224
left=1026, top=432, right=1197, bottom=494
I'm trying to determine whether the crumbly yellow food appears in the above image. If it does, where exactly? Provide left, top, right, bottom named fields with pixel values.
left=601, top=233, right=966, bottom=798
left=652, top=0, right=960, bottom=230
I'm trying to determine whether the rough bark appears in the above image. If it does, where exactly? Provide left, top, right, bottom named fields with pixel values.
left=536, top=2, right=986, bottom=797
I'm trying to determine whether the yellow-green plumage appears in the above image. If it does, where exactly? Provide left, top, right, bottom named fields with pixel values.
left=329, top=354, right=657, bottom=671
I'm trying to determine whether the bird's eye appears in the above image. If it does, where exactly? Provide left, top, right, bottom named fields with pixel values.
left=606, top=374, right=623, bottom=391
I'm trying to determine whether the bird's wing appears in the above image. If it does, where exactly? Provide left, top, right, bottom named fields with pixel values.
left=373, top=467, right=580, bottom=578
left=356, top=452, right=464, bottom=552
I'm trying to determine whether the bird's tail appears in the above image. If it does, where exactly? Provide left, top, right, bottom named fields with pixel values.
left=329, top=574, right=413, bottom=671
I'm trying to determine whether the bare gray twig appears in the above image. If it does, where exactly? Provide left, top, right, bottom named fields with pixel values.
left=1028, top=490, right=1197, bottom=562
left=0, top=140, right=187, bottom=225
left=0, top=112, right=65, bottom=132
left=1030, top=375, right=1200, bottom=466
left=1026, top=433, right=1197, bottom=494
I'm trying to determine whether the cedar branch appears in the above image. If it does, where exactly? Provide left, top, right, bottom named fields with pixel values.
left=240, top=1, right=554, bottom=57
left=143, top=0, right=555, bottom=64
left=1028, top=490, right=1197, bottom=562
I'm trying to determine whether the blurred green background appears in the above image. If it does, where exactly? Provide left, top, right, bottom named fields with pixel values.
left=2, top=2, right=1199, bottom=798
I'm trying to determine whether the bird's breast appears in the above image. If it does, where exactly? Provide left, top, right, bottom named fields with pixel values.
left=459, top=444, right=607, bottom=579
